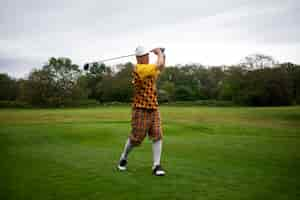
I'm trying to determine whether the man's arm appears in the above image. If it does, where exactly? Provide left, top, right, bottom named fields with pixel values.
left=151, top=48, right=165, bottom=71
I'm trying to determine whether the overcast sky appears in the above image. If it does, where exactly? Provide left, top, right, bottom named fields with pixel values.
left=0, top=0, right=299, bottom=78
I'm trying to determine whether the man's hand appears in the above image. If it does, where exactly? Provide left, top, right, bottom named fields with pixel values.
left=151, top=48, right=165, bottom=70
left=151, top=48, right=162, bottom=55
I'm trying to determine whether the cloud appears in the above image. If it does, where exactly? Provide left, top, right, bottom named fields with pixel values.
left=0, top=56, right=43, bottom=78
left=0, top=0, right=299, bottom=77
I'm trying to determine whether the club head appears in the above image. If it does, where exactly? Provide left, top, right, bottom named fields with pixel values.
left=83, top=63, right=89, bottom=71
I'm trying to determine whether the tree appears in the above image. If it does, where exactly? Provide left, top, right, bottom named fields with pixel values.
left=98, top=62, right=133, bottom=102
left=21, top=57, right=85, bottom=106
left=239, top=68, right=292, bottom=106
left=240, top=54, right=276, bottom=69
left=2, top=55, right=299, bottom=107
left=0, top=74, right=18, bottom=101
left=280, top=62, right=300, bottom=104
left=44, top=57, right=81, bottom=98
left=159, top=81, right=175, bottom=102
left=219, top=66, right=246, bottom=103
left=84, top=62, right=112, bottom=101
left=175, top=85, right=195, bottom=101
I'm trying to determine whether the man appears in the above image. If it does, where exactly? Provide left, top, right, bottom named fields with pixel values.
left=117, top=46, right=166, bottom=176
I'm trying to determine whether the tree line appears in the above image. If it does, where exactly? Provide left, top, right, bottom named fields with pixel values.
left=0, top=54, right=300, bottom=107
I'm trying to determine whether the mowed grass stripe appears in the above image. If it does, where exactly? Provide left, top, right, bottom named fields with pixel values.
left=0, top=106, right=300, bottom=128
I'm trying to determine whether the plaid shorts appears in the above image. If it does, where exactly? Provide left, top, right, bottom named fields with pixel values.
left=129, top=108, right=163, bottom=145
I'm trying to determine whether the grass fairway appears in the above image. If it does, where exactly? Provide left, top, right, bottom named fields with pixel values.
left=1, top=106, right=300, bottom=200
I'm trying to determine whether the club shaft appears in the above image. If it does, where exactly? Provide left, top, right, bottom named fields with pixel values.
left=84, top=48, right=165, bottom=69
left=92, top=54, right=136, bottom=64
left=99, top=48, right=164, bottom=62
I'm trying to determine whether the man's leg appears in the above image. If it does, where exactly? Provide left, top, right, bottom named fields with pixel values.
left=152, top=139, right=165, bottom=176
left=120, top=138, right=133, bottom=161
left=118, top=138, right=133, bottom=171
left=118, top=108, right=147, bottom=171
left=150, top=109, right=166, bottom=176
left=152, top=139, right=162, bottom=168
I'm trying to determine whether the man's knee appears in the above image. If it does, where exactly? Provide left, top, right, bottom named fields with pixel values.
left=152, top=136, right=163, bottom=143
left=129, top=135, right=144, bottom=146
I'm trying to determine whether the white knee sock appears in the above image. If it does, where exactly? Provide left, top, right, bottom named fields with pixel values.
left=152, top=139, right=162, bottom=168
left=120, top=138, right=133, bottom=161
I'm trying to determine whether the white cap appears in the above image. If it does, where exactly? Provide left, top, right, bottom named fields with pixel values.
left=135, top=46, right=149, bottom=56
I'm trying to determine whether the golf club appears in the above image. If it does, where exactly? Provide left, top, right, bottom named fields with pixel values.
left=83, top=48, right=165, bottom=71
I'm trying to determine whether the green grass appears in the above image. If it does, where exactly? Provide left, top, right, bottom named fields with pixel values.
left=1, top=106, right=300, bottom=200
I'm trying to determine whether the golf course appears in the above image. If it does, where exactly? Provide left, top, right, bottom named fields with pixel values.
left=1, top=106, right=299, bottom=200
